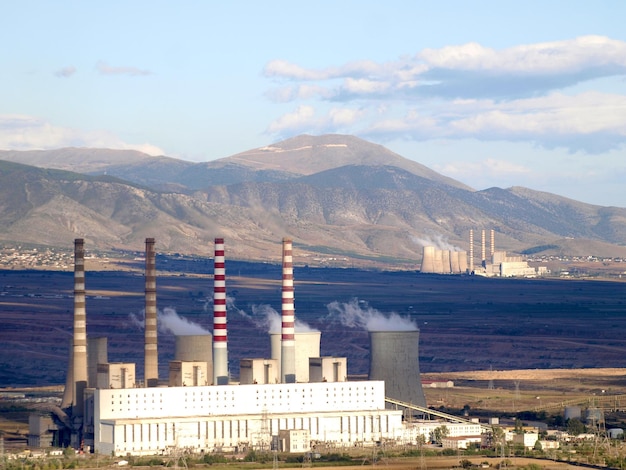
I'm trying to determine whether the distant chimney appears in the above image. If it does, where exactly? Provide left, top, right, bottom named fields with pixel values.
left=144, top=238, right=158, bottom=387
left=490, top=229, right=495, bottom=259
left=212, top=238, right=228, bottom=385
left=481, top=229, right=486, bottom=267
left=281, top=238, right=296, bottom=383
left=72, top=239, right=88, bottom=417
left=469, top=229, right=474, bottom=273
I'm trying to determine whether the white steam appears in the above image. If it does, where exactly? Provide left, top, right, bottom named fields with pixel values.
left=326, top=298, right=417, bottom=332
left=130, top=307, right=209, bottom=335
left=411, top=234, right=460, bottom=251
left=249, top=304, right=319, bottom=334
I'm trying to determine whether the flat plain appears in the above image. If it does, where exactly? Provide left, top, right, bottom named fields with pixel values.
left=1, top=257, right=626, bottom=388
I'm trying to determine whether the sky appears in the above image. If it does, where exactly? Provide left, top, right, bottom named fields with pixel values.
left=2, top=1, right=626, bottom=207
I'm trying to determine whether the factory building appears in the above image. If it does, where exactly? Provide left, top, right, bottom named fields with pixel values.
left=40, top=236, right=451, bottom=456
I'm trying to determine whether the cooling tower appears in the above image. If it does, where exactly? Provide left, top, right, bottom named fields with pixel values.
left=281, top=238, right=296, bottom=383
left=458, top=250, right=468, bottom=273
left=71, top=239, right=88, bottom=418
left=450, top=251, right=461, bottom=273
left=212, top=238, right=229, bottom=385
left=175, top=334, right=213, bottom=385
left=442, top=250, right=451, bottom=274
left=144, top=238, right=158, bottom=387
left=421, top=246, right=436, bottom=273
left=433, top=249, right=444, bottom=274
left=271, top=331, right=321, bottom=383
left=87, top=337, right=108, bottom=388
left=368, top=330, right=426, bottom=409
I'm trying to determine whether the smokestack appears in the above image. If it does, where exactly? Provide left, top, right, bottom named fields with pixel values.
left=481, top=229, right=486, bottom=267
left=72, top=239, right=87, bottom=418
left=490, top=229, right=495, bottom=259
left=144, top=238, right=158, bottom=387
left=469, top=229, right=474, bottom=273
left=281, top=238, right=296, bottom=383
left=213, top=238, right=228, bottom=385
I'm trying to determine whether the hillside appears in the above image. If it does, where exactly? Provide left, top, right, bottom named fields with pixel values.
left=1, top=135, right=626, bottom=266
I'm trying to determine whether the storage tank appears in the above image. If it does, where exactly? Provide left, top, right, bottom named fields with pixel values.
left=564, top=405, right=582, bottom=420
left=271, top=331, right=321, bottom=383
left=368, top=330, right=426, bottom=409
left=608, top=428, right=624, bottom=439
left=175, top=334, right=213, bottom=385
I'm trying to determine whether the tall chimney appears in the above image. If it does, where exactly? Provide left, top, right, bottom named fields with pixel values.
left=144, top=238, right=158, bottom=387
left=481, top=229, right=486, bottom=267
left=469, top=229, right=474, bottom=273
left=72, top=239, right=88, bottom=417
left=212, top=238, right=228, bottom=385
left=281, top=238, right=296, bottom=383
left=490, top=229, right=495, bottom=259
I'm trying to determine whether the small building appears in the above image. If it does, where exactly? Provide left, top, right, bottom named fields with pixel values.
left=169, top=361, right=208, bottom=387
left=309, top=357, right=347, bottom=382
left=239, top=358, right=279, bottom=385
left=442, top=436, right=482, bottom=450
left=277, top=429, right=311, bottom=453
left=512, top=432, right=539, bottom=449
left=97, top=363, right=136, bottom=389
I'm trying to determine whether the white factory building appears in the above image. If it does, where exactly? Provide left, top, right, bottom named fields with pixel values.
left=92, top=381, right=404, bottom=455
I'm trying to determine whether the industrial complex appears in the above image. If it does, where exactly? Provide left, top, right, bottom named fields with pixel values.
left=27, top=232, right=545, bottom=457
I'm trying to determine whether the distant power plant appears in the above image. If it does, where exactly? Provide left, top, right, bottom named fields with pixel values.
left=36, top=236, right=460, bottom=456
left=420, top=229, right=546, bottom=277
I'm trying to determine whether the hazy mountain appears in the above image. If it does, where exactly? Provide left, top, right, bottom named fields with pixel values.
left=1, top=135, right=626, bottom=266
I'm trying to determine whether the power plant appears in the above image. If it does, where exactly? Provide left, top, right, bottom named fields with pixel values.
left=33, top=236, right=486, bottom=457
left=420, top=229, right=546, bottom=277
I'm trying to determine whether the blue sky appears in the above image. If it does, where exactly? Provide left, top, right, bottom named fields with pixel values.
left=2, top=1, right=626, bottom=207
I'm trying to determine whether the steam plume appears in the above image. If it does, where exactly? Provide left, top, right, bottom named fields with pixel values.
left=326, top=298, right=417, bottom=332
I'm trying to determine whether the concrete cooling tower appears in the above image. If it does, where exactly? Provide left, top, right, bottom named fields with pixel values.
left=271, top=331, right=321, bottom=383
left=368, top=330, right=426, bottom=409
left=175, top=334, right=213, bottom=385
left=421, top=246, right=436, bottom=273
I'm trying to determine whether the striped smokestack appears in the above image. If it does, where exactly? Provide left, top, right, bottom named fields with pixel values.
left=144, top=238, right=158, bottom=387
left=72, top=239, right=87, bottom=417
left=490, top=229, right=495, bottom=258
left=281, top=238, right=296, bottom=383
left=212, top=238, right=229, bottom=385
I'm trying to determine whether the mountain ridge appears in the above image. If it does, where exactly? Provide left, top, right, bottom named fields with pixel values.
left=1, top=134, right=625, bottom=266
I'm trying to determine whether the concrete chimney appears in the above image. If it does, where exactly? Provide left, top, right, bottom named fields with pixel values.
left=490, top=229, right=495, bottom=259
left=212, top=238, right=228, bottom=385
left=144, top=238, right=158, bottom=387
left=71, top=239, right=87, bottom=418
left=281, top=238, right=296, bottom=383
left=481, top=229, right=486, bottom=267
left=469, top=229, right=474, bottom=273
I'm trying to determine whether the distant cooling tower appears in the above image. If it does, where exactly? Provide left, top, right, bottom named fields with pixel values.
left=368, top=330, right=426, bottom=409
left=450, top=251, right=461, bottom=273
left=175, top=334, right=213, bottom=385
left=433, top=249, right=444, bottom=274
left=270, top=331, right=321, bottom=383
left=421, top=246, right=436, bottom=273
left=442, top=250, right=451, bottom=273
left=458, top=250, right=468, bottom=273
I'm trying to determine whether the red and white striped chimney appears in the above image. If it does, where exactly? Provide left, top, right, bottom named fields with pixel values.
left=212, top=238, right=228, bottom=385
left=72, top=239, right=88, bottom=417
left=144, top=238, right=158, bottom=387
left=281, top=238, right=296, bottom=383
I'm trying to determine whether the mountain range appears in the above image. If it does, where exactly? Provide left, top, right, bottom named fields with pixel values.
left=1, top=134, right=625, bottom=267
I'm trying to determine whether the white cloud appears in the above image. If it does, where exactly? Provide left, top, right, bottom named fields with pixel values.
left=0, top=114, right=164, bottom=155
left=55, top=66, right=76, bottom=78
left=96, top=61, right=151, bottom=76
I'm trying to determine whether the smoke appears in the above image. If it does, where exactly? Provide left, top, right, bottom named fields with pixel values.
left=411, top=234, right=460, bottom=251
left=130, top=307, right=209, bottom=335
left=326, top=298, right=417, bottom=332
left=248, top=303, right=318, bottom=334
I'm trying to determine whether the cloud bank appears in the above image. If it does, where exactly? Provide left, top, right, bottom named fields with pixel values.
left=264, top=36, right=626, bottom=153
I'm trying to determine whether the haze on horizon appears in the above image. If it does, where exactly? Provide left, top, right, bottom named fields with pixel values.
left=1, top=1, right=625, bottom=207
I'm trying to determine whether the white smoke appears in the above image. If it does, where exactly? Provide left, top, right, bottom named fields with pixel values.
left=326, top=298, right=417, bottom=332
left=130, top=307, right=209, bottom=335
left=249, top=304, right=319, bottom=334
left=411, top=234, right=460, bottom=251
